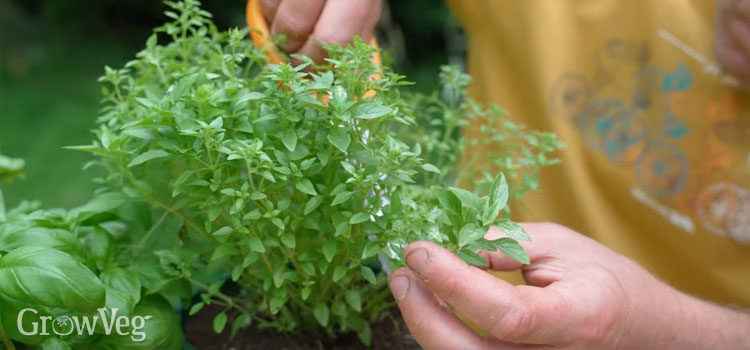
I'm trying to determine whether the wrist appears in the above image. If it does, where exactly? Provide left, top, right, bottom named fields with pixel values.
left=677, top=294, right=750, bottom=349
left=619, top=276, right=749, bottom=349
left=662, top=289, right=750, bottom=348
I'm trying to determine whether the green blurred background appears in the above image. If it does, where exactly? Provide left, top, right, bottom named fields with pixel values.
left=0, top=0, right=463, bottom=208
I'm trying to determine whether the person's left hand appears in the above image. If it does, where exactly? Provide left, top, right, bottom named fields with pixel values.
left=388, top=223, right=750, bottom=349
left=259, top=0, right=381, bottom=63
left=716, top=0, right=750, bottom=87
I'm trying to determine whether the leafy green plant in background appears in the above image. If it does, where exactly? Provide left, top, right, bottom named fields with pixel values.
left=0, top=157, right=184, bottom=349
left=0, top=0, right=562, bottom=347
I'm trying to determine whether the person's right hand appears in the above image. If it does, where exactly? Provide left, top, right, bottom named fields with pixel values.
left=259, top=0, right=381, bottom=63
left=389, top=223, right=750, bottom=349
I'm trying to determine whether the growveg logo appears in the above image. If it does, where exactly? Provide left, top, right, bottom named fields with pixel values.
left=17, top=308, right=152, bottom=341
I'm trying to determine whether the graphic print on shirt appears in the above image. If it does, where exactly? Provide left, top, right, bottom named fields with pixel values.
left=548, top=38, right=750, bottom=244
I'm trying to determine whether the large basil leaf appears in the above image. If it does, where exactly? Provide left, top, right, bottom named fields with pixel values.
left=0, top=246, right=106, bottom=313
left=82, top=225, right=116, bottom=268
left=89, top=286, right=137, bottom=335
left=93, top=295, right=183, bottom=349
left=0, top=227, right=85, bottom=260
left=99, top=268, right=142, bottom=307
left=0, top=294, right=58, bottom=345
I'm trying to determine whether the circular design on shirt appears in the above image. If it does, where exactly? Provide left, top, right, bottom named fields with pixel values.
left=577, top=99, right=648, bottom=164
left=695, top=183, right=750, bottom=245
left=548, top=71, right=592, bottom=121
left=634, top=142, right=689, bottom=198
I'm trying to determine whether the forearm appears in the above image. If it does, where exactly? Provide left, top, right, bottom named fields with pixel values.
left=618, top=272, right=750, bottom=349
left=672, top=291, right=750, bottom=348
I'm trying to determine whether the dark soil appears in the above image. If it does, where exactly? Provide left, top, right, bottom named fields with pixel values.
left=184, top=305, right=419, bottom=350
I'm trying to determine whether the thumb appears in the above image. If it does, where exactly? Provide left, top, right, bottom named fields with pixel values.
left=404, top=241, right=579, bottom=345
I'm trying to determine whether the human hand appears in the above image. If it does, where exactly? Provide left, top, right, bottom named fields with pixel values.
left=716, top=0, right=750, bottom=87
left=258, top=0, right=381, bottom=63
left=388, top=223, right=750, bottom=349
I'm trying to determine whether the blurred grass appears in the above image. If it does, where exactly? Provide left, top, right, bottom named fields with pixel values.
left=1, top=43, right=132, bottom=208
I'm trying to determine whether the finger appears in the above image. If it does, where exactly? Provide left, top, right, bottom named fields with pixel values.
left=271, top=0, right=326, bottom=52
left=717, top=19, right=750, bottom=84
left=357, top=0, right=381, bottom=43
left=389, top=268, right=523, bottom=350
left=259, top=0, right=282, bottom=22
left=389, top=268, right=486, bottom=350
left=405, top=241, right=576, bottom=345
left=728, top=16, right=750, bottom=59
left=717, top=36, right=750, bottom=82
left=478, top=250, right=562, bottom=288
left=297, top=0, right=381, bottom=63
left=716, top=1, right=750, bottom=85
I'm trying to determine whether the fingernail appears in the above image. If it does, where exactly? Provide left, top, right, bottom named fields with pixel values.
left=390, top=276, right=410, bottom=302
left=405, top=248, right=428, bottom=274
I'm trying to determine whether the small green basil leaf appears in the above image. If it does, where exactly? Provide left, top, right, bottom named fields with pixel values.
left=482, top=173, right=508, bottom=225
left=75, top=192, right=128, bottom=214
left=248, top=237, right=266, bottom=253
left=189, top=302, right=205, bottom=316
left=213, top=311, right=228, bottom=333
left=332, top=265, right=347, bottom=282
left=279, top=129, right=297, bottom=152
left=354, top=102, right=392, bottom=119
left=432, top=187, right=462, bottom=227
left=322, top=241, right=337, bottom=262
left=301, top=286, right=312, bottom=300
left=448, top=187, right=483, bottom=214
left=128, top=150, right=169, bottom=167
left=330, top=191, right=353, bottom=206
left=327, top=128, right=351, bottom=153
left=458, top=223, right=485, bottom=247
left=494, top=219, right=531, bottom=241
left=295, top=179, right=317, bottom=196
left=492, top=237, right=530, bottom=264
left=361, top=266, right=377, bottom=284
left=421, top=163, right=441, bottom=174
left=212, top=226, right=233, bottom=236
left=313, top=303, right=330, bottom=327
left=230, top=312, right=252, bottom=338
left=361, top=241, right=380, bottom=259
left=457, top=248, right=488, bottom=267
left=280, top=233, right=296, bottom=249
left=304, top=195, right=325, bottom=215
left=345, top=290, right=362, bottom=312
left=349, top=212, right=370, bottom=224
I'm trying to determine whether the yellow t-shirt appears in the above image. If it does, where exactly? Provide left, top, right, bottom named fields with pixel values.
left=448, top=0, right=750, bottom=306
